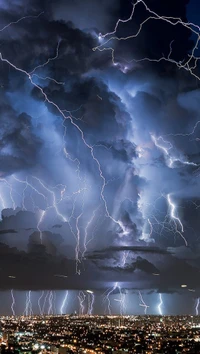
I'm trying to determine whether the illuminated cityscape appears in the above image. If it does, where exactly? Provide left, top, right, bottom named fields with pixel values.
left=1, top=315, right=200, bottom=353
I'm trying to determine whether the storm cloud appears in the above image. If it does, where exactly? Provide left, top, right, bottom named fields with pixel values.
left=0, top=0, right=199, bottom=315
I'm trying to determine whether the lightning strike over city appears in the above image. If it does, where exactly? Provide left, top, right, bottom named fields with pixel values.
left=138, top=291, right=149, bottom=315
left=158, top=294, right=163, bottom=316
left=195, top=298, right=200, bottom=316
left=60, top=291, right=68, bottom=315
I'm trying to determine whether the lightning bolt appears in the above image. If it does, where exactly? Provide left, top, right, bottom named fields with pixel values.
left=38, top=291, right=45, bottom=315
left=32, top=74, right=65, bottom=86
left=0, top=12, right=44, bottom=32
left=158, top=293, right=163, bottom=315
left=42, top=291, right=50, bottom=315
left=24, top=291, right=33, bottom=316
left=82, top=205, right=101, bottom=259
left=103, top=284, right=117, bottom=315
left=13, top=173, right=89, bottom=272
left=30, top=40, right=61, bottom=74
left=141, top=218, right=153, bottom=241
left=53, top=291, right=57, bottom=314
left=10, top=289, right=16, bottom=316
left=167, top=194, right=187, bottom=246
left=114, top=286, right=126, bottom=316
left=93, top=0, right=200, bottom=81
left=48, top=291, right=54, bottom=315
left=138, top=190, right=189, bottom=246
left=167, top=121, right=200, bottom=139
left=32, top=176, right=68, bottom=223
left=37, top=210, right=46, bottom=244
left=0, top=191, right=6, bottom=218
left=78, top=291, right=86, bottom=315
left=13, top=176, right=47, bottom=207
left=60, top=291, right=68, bottom=315
left=138, top=291, right=149, bottom=315
left=86, top=290, right=95, bottom=315
left=195, top=298, right=200, bottom=316
left=152, top=135, right=198, bottom=168
left=103, top=282, right=125, bottom=315
left=121, top=251, right=130, bottom=267
left=74, top=212, right=83, bottom=275
left=21, top=177, right=28, bottom=211
left=0, top=178, right=16, bottom=210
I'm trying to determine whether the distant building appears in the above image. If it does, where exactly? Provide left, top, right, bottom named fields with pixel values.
left=59, top=347, right=73, bottom=354
left=50, top=345, right=59, bottom=354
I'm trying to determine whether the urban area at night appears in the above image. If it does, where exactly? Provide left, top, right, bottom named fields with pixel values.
left=1, top=315, right=200, bottom=353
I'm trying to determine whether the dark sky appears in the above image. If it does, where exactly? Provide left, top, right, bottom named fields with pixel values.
left=187, top=0, right=200, bottom=25
left=0, top=0, right=199, bottom=315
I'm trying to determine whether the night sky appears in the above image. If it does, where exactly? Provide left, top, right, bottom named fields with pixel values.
left=0, top=0, right=200, bottom=316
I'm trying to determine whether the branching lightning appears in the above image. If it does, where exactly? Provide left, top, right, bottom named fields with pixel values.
left=103, top=283, right=126, bottom=315
left=48, top=291, right=54, bottom=315
left=138, top=291, right=149, bottom=314
left=167, top=194, right=187, bottom=246
left=82, top=206, right=101, bottom=258
left=42, top=291, right=50, bottom=315
left=152, top=135, right=198, bottom=168
left=30, top=40, right=61, bottom=75
left=60, top=291, right=68, bottom=315
left=38, top=291, right=45, bottom=315
left=0, top=48, right=131, bottom=273
left=121, top=251, right=130, bottom=267
left=93, top=0, right=200, bottom=81
left=24, top=291, right=33, bottom=316
left=78, top=291, right=86, bottom=315
left=115, top=287, right=126, bottom=316
left=0, top=53, right=126, bottom=235
left=139, top=189, right=188, bottom=246
left=103, top=284, right=117, bottom=315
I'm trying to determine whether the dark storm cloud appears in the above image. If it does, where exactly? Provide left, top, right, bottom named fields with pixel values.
left=99, top=139, right=137, bottom=163
left=100, top=257, right=160, bottom=275
left=0, top=229, right=17, bottom=235
left=0, top=14, right=109, bottom=76
left=0, top=0, right=199, bottom=308
left=0, top=103, right=42, bottom=176
left=28, top=230, right=65, bottom=256
left=128, top=88, right=197, bottom=138
left=0, top=241, right=76, bottom=290
left=0, top=209, right=76, bottom=256
left=87, top=245, right=171, bottom=259
left=50, top=0, right=120, bottom=32
left=32, top=77, right=132, bottom=146
left=84, top=242, right=200, bottom=292
left=0, top=209, right=37, bottom=230
left=168, top=245, right=200, bottom=261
